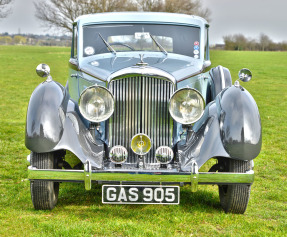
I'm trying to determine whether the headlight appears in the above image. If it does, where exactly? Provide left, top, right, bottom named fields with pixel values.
left=79, top=86, right=114, bottom=122
left=169, top=88, right=205, bottom=124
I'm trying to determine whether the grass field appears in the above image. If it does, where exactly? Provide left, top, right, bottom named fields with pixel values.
left=0, top=46, right=286, bottom=236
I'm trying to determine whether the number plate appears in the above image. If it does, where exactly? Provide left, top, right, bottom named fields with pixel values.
left=102, top=185, right=179, bottom=204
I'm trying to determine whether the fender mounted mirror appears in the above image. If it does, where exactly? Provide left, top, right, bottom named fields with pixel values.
left=36, top=64, right=50, bottom=78
left=238, top=68, right=252, bottom=82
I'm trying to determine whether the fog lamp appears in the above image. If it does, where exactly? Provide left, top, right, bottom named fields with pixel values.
left=155, top=146, right=174, bottom=164
left=131, top=133, right=151, bottom=155
left=109, top=146, right=128, bottom=163
left=169, top=88, right=205, bottom=125
left=79, top=86, right=114, bottom=123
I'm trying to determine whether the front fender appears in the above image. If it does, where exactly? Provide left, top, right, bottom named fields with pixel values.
left=178, top=84, right=262, bottom=171
left=25, top=80, right=68, bottom=152
left=217, top=85, right=262, bottom=160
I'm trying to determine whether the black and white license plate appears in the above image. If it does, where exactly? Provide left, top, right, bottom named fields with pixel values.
left=102, top=185, right=179, bottom=204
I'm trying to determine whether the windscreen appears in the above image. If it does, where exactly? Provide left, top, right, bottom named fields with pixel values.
left=83, top=24, right=200, bottom=58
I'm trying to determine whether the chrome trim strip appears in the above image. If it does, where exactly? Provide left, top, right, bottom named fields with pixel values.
left=219, top=65, right=225, bottom=89
left=84, top=160, right=92, bottom=190
left=191, top=161, right=199, bottom=192
left=107, top=66, right=176, bottom=84
left=28, top=166, right=255, bottom=185
left=176, top=69, right=203, bottom=82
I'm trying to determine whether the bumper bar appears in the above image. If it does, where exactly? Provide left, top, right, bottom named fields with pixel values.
left=28, top=165, right=254, bottom=191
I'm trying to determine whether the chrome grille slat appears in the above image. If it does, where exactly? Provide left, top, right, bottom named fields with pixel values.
left=136, top=77, right=141, bottom=162
left=148, top=78, right=153, bottom=163
left=119, top=79, right=122, bottom=145
left=161, top=80, right=163, bottom=144
left=112, top=82, right=114, bottom=146
left=109, top=76, right=174, bottom=164
left=165, top=80, right=168, bottom=145
left=157, top=79, right=160, bottom=151
left=116, top=81, right=120, bottom=146
left=162, top=80, right=165, bottom=145
left=133, top=78, right=136, bottom=162
left=128, top=78, right=131, bottom=152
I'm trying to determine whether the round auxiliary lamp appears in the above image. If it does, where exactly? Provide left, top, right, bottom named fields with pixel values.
left=130, top=133, right=152, bottom=156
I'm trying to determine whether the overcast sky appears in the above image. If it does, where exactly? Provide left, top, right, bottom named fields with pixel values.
left=202, top=0, right=287, bottom=44
left=1, top=0, right=287, bottom=44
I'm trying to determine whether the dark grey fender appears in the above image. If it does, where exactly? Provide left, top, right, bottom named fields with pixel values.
left=217, top=85, right=262, bottom=160
left=25, top=80, right=68, bottom=152
left=178, top=85, right=262, bottom=171
left=53, top=100, right=105, bottom=168
left=25, top=80, right=104, bottom=168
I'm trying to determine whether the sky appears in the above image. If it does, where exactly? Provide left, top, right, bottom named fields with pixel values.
left=201, top=0, right=287, bottom=44
left=1, top=0, right=287, bottom=44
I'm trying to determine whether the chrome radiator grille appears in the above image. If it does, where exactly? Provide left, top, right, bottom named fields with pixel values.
left=109, top=76, right=174, bottom=164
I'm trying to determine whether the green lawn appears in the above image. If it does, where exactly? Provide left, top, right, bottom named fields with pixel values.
left=0, top=46, right=286, bottom=236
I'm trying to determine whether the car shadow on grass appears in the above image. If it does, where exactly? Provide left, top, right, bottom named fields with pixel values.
left=55, top=182, right=222, bottom=214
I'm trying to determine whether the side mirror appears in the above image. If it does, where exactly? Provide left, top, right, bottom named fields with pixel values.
left=36, top=64, right=50, bottom=78
left=238, top=68, right=252, bottom=82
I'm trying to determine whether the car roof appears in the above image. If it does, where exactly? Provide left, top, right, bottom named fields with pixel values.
left=75, top=12, right=208, bottom=28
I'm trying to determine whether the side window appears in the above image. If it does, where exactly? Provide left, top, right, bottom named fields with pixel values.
left=72, top=24, right=78, bottom=58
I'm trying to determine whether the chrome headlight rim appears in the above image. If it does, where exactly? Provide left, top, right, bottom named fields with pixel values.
left=79, top=85, right=114, bottom=123
left=169, top=87, right=205, bottom=125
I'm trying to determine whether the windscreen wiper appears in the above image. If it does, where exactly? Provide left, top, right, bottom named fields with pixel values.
left=98, top=33, right=116, bottom=54
left=149, top=34, right=168, bottom=55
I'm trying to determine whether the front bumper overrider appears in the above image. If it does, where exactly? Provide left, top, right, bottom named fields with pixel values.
left=28, top=161, right=254, bottom=192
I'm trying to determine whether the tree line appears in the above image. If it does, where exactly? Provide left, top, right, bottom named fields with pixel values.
left=0, top=33, right=71, bottom=46
left=223, top=33, right=287, bottom=51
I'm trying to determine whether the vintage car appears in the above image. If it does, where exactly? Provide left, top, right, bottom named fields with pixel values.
left=26, top=12, right=261, bottom=213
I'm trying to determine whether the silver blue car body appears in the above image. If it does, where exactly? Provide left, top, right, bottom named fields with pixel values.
left=26, top=12, right=261, bottom=212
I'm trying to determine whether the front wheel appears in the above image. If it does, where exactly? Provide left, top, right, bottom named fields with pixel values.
left=218, top=159, right=252, bottom=214
left=30, top=152, right=61, bottom=210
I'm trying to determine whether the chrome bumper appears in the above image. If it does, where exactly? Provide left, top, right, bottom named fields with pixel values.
left=28, top=161, right=254, bottom=192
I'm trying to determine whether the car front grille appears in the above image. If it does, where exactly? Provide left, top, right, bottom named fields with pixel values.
left=109, top=75, right=175, bottom=164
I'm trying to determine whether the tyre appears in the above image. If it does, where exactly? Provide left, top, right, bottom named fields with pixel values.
left=30, top=152, right=60, bottom=210
left=218, top=159, right=252, bottom=214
